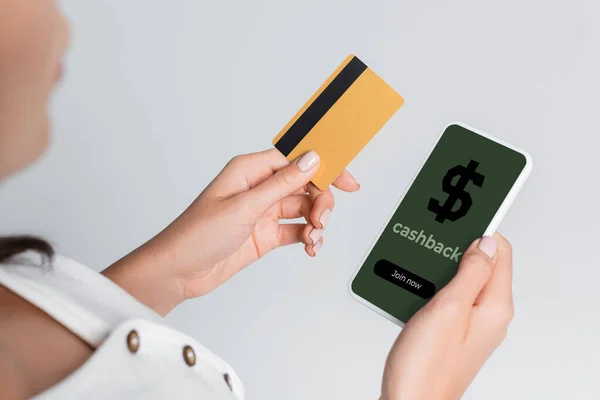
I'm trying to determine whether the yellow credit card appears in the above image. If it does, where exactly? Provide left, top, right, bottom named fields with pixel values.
left=272, top=54, right=404, bottom=190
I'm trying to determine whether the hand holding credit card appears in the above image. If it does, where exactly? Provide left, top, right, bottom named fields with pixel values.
left=272, top=55, right=404, bottom=190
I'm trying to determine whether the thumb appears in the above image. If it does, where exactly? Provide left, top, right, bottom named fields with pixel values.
left=437, top=236, right=497, bottom=307
left=243, top=150, right=320, bottom=215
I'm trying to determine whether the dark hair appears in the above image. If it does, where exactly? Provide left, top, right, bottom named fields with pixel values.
left=0, top=236, right=54, bottom=263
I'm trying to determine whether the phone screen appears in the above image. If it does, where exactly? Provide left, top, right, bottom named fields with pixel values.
left=351, top=124, right=528, bottom=323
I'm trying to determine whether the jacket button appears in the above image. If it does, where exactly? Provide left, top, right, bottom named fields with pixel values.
left=224, top=373, right=233, bottom=391
left=126, top=330, right=140, bottom=353
left=183, top=345, right=196, bottom=366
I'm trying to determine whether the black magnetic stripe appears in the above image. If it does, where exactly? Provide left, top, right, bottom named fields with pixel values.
left=275, top=56, right=368, bottom=156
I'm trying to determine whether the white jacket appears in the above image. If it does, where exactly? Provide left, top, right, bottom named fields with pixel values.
left=0, top=254, right=245, bottom=399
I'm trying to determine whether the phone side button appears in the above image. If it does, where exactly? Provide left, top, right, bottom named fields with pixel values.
left=374, top=259, right=436, bottom=299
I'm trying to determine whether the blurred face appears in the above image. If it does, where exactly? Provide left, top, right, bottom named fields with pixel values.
left=0, top=0, right=69, bottom=178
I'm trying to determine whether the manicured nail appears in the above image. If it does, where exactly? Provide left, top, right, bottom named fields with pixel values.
left=309, top=228, right=323, bottom=244
left=297, top=151, right=320, bottom=172
left=478, top=236, right=497, bottom=258
left=312, top=240, right=322, bottom=255
left=320, top=208, right=332, bottom=229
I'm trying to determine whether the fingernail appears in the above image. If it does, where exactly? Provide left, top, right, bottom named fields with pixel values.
left=353, top=175, right=360, bottom=186
left=309, top=228, right=323, bottom=244
left=478, top=236, right=497, bottom=258
left=320, top=208, right=332, bottom=229
left=312, top=240, right=322, bottom=255
left=297, top=151, right=320, bottom=172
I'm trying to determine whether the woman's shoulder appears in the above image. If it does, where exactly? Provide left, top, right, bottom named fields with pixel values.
left=0, top=254, right=245, bottom=399
left=0, top=252, right=162, bottom=344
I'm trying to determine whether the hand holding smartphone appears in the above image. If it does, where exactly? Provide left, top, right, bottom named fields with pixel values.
left=349, top=122, right=532, bottom=326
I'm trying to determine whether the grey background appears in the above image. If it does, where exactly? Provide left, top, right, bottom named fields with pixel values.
left=1, top=0, right=598, bottom=398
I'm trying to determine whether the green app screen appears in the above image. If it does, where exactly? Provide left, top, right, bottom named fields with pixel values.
left=351, top=124, right=527, bottom=322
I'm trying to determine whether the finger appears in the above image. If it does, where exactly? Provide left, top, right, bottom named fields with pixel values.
left=464, top=235, right=514, bottom=358
left=242, top=151, right=320, bottom=218
left=301, top=222, right=322, bottom=246
left=278, top=195, right=312, bottom=220
left=210, top=149, right=291, bottom=196
left=474, top=232, right=513, bottom=306
left=306, top=184, right=334, bottom=229
left=305, top=236, right=324, bottom=257
left=435, top=237, right=495, bottom=307
left=292, top=188, right=308, bottom=196
left=278, top=223, right=305, bottom=247
left=332, top=169, right=360, bottom=192
left=237, top=149, right=290, bottom=188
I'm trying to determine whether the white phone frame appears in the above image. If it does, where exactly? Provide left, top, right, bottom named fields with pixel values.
left=348, top=121, right=533, bottom=327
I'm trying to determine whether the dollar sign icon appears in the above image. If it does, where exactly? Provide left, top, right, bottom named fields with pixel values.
left=427, top=160, right=485, bottom=223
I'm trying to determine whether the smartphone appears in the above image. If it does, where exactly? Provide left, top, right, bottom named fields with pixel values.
left=349, top=122, right=532, bottom=327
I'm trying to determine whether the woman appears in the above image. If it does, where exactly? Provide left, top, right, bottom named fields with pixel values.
left=0, top=1, right=515, bottom=399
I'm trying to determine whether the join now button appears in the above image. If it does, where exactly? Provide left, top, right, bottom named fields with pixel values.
left=374, top=260, right=436, bottom=299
